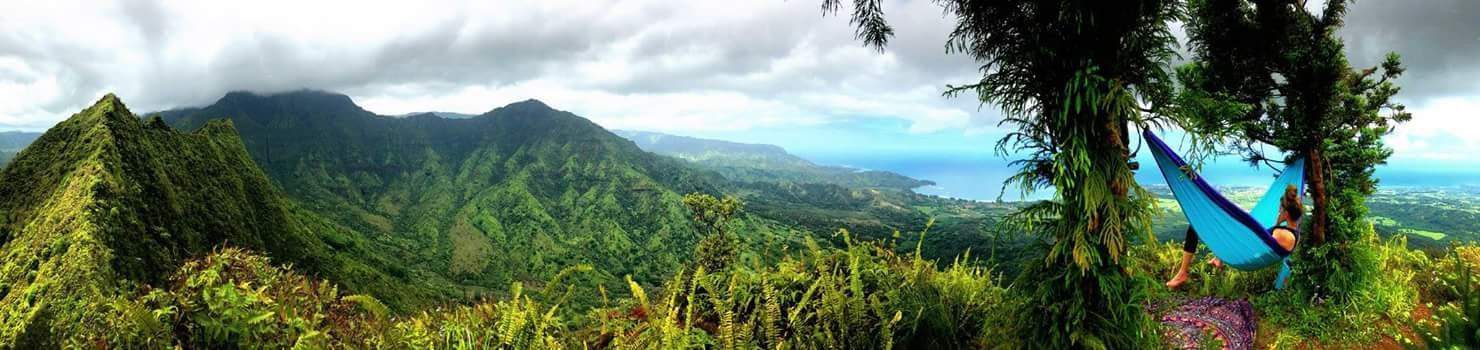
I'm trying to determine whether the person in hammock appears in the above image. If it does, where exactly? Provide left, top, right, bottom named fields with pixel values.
left=1166, top=184, right=1303, bottom=289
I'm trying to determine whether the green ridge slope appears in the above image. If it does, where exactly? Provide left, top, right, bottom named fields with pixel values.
left=161, top=91, right=763, bottom=305
left=0, top=95, right=429, bottom=347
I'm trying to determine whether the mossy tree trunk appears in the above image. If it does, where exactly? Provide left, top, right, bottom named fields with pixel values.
left=1306, top=146, right=1329, bottom=245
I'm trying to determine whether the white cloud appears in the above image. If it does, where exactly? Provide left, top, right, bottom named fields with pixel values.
left=0, top=0, right=1474, bottom=167
left=0, top=0, right=988, bottom=136
left=353, top=80, right=826, bottom=132
left=1386, top=98, right=1480, bottom=162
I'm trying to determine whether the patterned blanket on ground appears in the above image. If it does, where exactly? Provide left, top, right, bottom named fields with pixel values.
left=1159, top=296, right=1257, bottom=350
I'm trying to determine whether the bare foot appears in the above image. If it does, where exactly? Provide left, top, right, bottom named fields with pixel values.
left=1209, top=257, right=1224, bottom=269
left=1165, top=271, right=1189, bottom=289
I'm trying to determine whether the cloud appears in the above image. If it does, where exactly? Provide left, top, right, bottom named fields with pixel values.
left=1340, top=0, right=1480, bottom=100
left=0, top=0, right=982, bottom=135
left=0, top=0, right=1473, bottom=166
left=1385, top=97, right=1480, bottom=163
left=1332, top=0, right=1480, bottom=166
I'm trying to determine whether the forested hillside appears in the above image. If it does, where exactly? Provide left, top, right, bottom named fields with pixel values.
left=158, top=91, right=796, bottom=307
left=4, top=92, right=1479, bottom=349
left=614, top=129, right=1032, bottom=266
left=0, top=95, right=434, bottom=347
left=6, top=0, right=1480, bottom=346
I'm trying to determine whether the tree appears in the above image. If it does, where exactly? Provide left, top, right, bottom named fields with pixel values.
left=1179, top=0, right=1411, bottom=246
left=683, top=193, right=743, bottom=271
left=824, top=0, right=1182, bottom=347
left=1178, top=0, right=1412, bottom=303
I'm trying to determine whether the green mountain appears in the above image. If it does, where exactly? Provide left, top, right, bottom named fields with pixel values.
left=159, top=91, right=759, bottom=305
left=151, top=90, right=1031, bottom=304
left=0, top=95, right=431, bottom=347
left=615, top=129, right=934, bottom=190
left=0, top=131, right=40, bottom=167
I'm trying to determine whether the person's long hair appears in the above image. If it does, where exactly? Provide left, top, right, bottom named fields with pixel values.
left=1279, top=184, right=1303, bottom=227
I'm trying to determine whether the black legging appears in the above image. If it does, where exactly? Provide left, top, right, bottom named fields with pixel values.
left=1182, top=227, right=1200, bottom=253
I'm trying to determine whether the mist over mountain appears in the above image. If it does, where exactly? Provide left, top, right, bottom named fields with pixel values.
left=0, top=131, right=40, bottom=167
left=0, top=131, right=37, bottom=149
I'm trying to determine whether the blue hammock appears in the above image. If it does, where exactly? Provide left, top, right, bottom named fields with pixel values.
left=1142, top=130, right=1305, bottom=289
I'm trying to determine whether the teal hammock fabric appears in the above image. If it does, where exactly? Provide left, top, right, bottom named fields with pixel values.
left=1142, top=130, right=1305, bottom=289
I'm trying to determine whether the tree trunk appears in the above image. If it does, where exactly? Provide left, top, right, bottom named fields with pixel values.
left=1306, top=147, right=1328, bottom=245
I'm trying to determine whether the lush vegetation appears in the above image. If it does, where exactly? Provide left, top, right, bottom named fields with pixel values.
left=4, top=93, right=1480, bottom=348
left=826, top=0, right=1188, bottom=347
left=4, top=0, right=1479, bottom=347
left=154, top=92, right=836, bottom=313
left=45, top=185, right=1480, bottom=349
left=0, top=95, right=428, bottom=347
left=617, top=129, right=1028, bottom=269
left=153, top=91, right=1027, bottom=316
left=78, top=215, right=1021, bottom=348
left=1170, top=3, right=1424, bottom=347
left=1368, top=188, right=1480, bottom=250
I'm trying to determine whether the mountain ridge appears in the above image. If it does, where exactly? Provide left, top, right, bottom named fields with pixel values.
left=0, top=94, right=431, bottom=346
left=157, top=90, right=758, bottom=308
left=615, top=129, right=811, bottom=167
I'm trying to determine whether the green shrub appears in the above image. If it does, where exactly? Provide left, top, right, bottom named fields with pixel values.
left=94, top=230, right=1022, bottom=349
left=1413, top=244, right=1480, bottom=348
left=1125, top=241, right=1280, bottom=301
left=1255, top=232, right=1421, bottom=346
left=150, top=247, right=375, bottom=349
left=598, top=230, right=1020, bottom=349
left=385, top=282, right=567, bottom=349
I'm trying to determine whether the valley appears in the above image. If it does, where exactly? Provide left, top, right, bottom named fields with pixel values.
left=4, top=0, right=1477, bottom=347
left=0, top=91, right=1475, bottom=348
left=151, top=91, right=795, bottom=310
left=0, top=91, right=1035, bottom=347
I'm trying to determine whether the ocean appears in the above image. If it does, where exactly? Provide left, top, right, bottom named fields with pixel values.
left=800, top=150, right=1480, bottom=202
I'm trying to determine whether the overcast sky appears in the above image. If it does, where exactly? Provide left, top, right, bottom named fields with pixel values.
left=1, top=0, right=1476, bottom=168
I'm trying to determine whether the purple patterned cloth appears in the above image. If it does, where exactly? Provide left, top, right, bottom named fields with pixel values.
left=1159, top=297, right=1257, bottom=350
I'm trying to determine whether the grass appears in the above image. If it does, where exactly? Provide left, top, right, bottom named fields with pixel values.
left=143, top=221, right=1477, bottom=349
left=1402, top=228, right=1448, bottom=241
left=87, top=227, right=1020, bottom=349
left=1127, top=231, right=1435, bottom=348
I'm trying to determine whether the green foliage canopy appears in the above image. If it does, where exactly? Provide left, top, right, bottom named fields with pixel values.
left=1179, top=0, right=1412, bottom=245
left=823, top=0, right=1183, bottom=347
